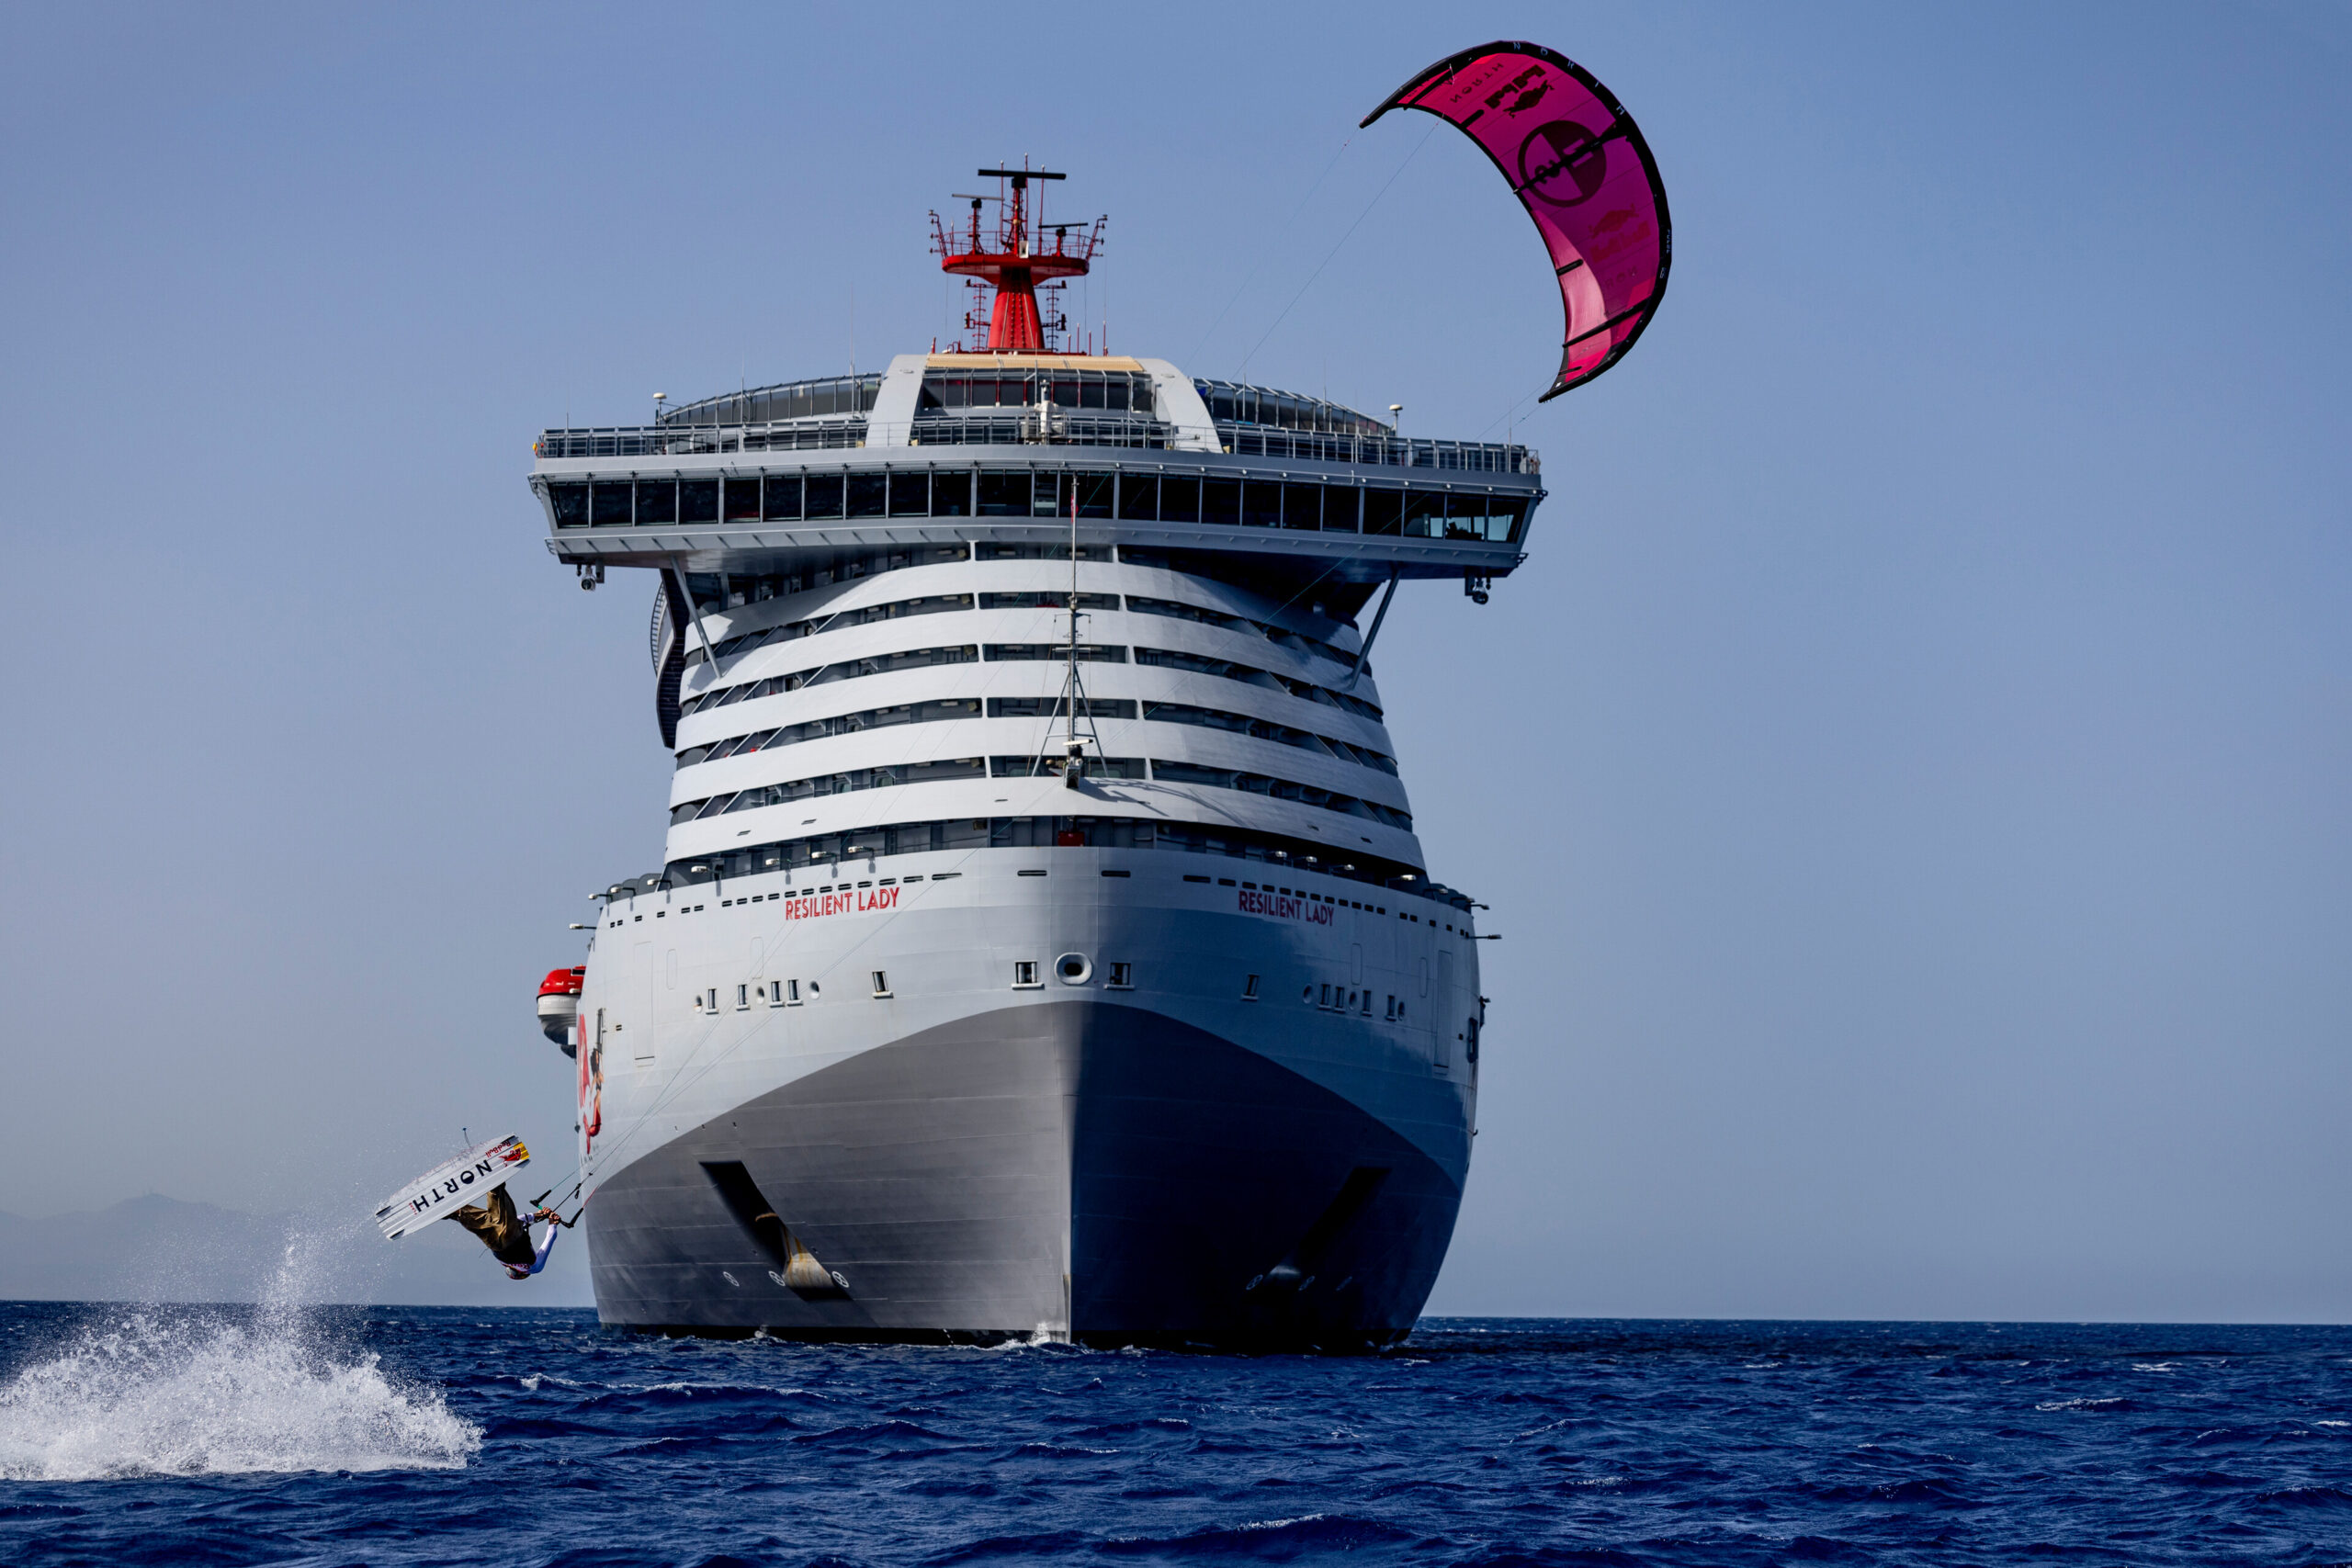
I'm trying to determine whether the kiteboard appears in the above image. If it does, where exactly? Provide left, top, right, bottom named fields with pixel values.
left=375, top=1134, right=532, bottom=1241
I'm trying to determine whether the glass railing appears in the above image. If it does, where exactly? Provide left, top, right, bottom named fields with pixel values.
left=536, top=419, right=1536, bottom=474
left=601, top=815, right=1479, bottom=912
left=1214, top=424, right=1535, bottom=474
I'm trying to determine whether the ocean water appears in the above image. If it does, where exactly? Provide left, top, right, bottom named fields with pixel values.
left=3, top=1304, right=2350, bottom=1565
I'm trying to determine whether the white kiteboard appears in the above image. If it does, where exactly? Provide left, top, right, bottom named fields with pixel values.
left=375, top=1134, right=532, bottom=1241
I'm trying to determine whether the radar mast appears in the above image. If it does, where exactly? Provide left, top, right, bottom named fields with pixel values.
left=931, top=162, right=1105, bottom=354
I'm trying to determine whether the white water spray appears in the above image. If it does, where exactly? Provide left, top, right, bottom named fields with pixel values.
left=0, top=1226, right=480, bottom=1480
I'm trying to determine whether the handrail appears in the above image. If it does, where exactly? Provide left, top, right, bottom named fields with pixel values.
left=535, top=420, right=1538, bottom=474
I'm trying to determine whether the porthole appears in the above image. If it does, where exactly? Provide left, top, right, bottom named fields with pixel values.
left=1056, top=953, right=1092, bottom=986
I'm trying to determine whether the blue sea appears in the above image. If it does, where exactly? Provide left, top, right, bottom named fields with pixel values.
left=3, top=1304, right=2350, bottom=1565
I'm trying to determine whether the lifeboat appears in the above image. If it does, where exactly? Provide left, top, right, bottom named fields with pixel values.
left=537, top=965, right=584, bottom=1054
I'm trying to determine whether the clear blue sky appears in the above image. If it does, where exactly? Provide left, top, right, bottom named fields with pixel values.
left=2, top=3, right=2346, bottom=1319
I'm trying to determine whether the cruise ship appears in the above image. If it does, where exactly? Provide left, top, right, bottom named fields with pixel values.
left=530, top=168, right=1537, bottom=1348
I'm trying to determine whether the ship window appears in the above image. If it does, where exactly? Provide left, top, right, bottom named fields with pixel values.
left=1242, top=974, right=1260, bottom=1000
left=889, top=470, right=930, bottom=517
left=763, top=474, right=802, bottom=520
left=1013, top=960, right=1041, bottom=987
left=736, top=984, right=749, bottom=1010
left=1108, top=962, right=1133, bottom=988
left=1072, top=470, right=1114, bottom=518
left=804, top=472, right=844, bottom=518
left=1363, top=489, right=1404, bottom=536
left=724, top=478, right=762, bottom=523
left=1239, top=479, right=1281, bottom=529
left=978, top=597, right=1114, bottom=615
left=846, top=471, right=887, bottom=518
left=1322, top=484, right=1361, bottom=533
left=590, top=481, right=634, bottom=525
left=933, top=468, right=971, bottom=516
left=1487, top=495, right=1529, bottom=543
left=680, top=479, right=719, bottom=525
left=870, top=970, right=890, bottom=998
left=1218, top=878, right=1236, bottom=886
left=978, top=469, right=1030, bottom=516
left=548, top=483, right=590, bottom=528
left=1160, top=476, right=1201, bottom=524
left=635, top=480, right=677, bottom=525
left=1402, top=489, right=1442, bottom=538
left=1282, top=482, right=1322, bottom=531
left=1117, top=473, right=1158, bottom=521
left=1183, top=874, right=1210, bottom=883
left=786, top=978, right=801, bottom=1004
left=1202, top=478, right=1240, bottom=525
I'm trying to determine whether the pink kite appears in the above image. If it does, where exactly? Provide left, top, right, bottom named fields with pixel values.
left=1364, top=42, right=1672, bottom=400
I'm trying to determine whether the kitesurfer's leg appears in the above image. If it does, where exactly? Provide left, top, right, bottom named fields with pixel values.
left=450, top=1183, right=539, bottom=1269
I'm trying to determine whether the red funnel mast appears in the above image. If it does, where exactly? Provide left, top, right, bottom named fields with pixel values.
left=932, top=164, right=1104, bottom=355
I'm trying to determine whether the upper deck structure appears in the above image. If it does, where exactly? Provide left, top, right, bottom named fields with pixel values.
left=529, top=356, right=1538, bottom=590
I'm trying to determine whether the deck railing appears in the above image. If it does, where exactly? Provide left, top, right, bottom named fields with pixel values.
left=537, top=419, right=1536, bottom=474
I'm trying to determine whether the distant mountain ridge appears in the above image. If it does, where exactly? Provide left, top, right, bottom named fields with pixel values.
left=0, top=1195, right=592, bottom=1306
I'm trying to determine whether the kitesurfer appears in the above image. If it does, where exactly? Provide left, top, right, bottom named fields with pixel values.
left=451, top=1184, right=567, bottom=1279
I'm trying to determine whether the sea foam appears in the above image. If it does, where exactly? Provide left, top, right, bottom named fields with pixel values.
left=0, top=1306, right=479, bottom=1481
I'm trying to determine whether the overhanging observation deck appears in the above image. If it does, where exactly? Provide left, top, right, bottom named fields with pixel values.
left=533, top=355, right=1543, bottom=585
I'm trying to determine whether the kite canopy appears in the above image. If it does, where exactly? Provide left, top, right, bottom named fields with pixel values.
left=1363, top=41, right=1671, bottom=401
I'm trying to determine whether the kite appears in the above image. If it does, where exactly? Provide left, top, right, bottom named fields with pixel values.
left=1364, top=42, right=1672, bottom=400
